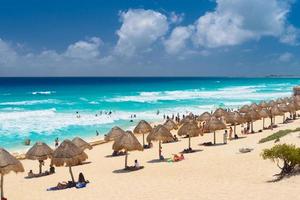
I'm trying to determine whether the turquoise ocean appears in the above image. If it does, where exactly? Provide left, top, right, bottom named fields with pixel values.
left=0, top=77, right=299, bottom=151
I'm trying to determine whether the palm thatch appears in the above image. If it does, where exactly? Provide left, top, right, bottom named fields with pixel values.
left=250, top=103, right=260, bottom=111
left=268, top=100, right=277, bottom=108
left=205, top=117, right=226, bottom=144
left=179, top=116, right=194, bottom=125
left=147, top=125, right=174, bottom=143
left=0, top=148, right=24, bottom=199
left=270, top=105, right=283, bottom=125
left=112, top=131, right=143, bottom=168
left=287, top=102, right=296, bottom=113
left=278, top=103, right=289, bottom=113
left=226, top=111, right=243, bottom=135
left=0, top=148, right=24, bottom=175
left=104, top=126, right=126, bottom=142
left=270, top=106, right=283, bottom=116
left=197, top=112, right=212, bottom=122
left=239, top=105, right=250, bottom=113
left=26, top=142, right=53, bottom=161
left=226, top=112, right=244, bottom=124
left=178, top=121, right=201, bottom=149
left=243, top=109, right=261, bottom=133
left=213, top=108, right=228, bottom=119
left=259, top=108, right=271, bottom=129
left=25, top=142, right=53, bottom=174
left=163, top=119, right=178, bottom=131
left=72, top=137, right=93, bottom=151
left=51, top=140, right=88, bottom=182
left=133, top=120, right=152, bottom=146
left=259, top=101, right=268, bottom=108
left=276, top=98, right=284, bottom=104
left=147, top=125, right=174, bottom=160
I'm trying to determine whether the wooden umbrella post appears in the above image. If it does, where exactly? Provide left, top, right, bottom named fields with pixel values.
left=1, top=173, right=4, bottom=199
left=69, top=166, right=75, bottom=183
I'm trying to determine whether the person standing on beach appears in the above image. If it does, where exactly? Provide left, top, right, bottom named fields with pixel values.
left=229, top=127, right=233, bottom=140
left=223, top=130, right=228, bottom=144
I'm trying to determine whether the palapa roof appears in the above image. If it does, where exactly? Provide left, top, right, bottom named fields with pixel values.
left=259, top=108, right=271, bottom=118
left=0, top=148, right=24, bottom=175
left=205, top=117, right=226, bottom=131
left=278, top=103, right=289, bottom=113
left=179, top=116, right=194, bottom=125
left=243, top=109, right=261, bottom=122
left=163, top=119, right=178, bottom=131
left=147, top=125, right=174, bottom=142
left=51, top=139, right=88, bottom=167
left=276, top=98, right=284, bottom=104
left=268, top=100, right=277, bottom=107
left=213, top=108, right=228, bottom=118
left=133, top=120, right=152, bottom=134
left=112, top=131, right=143, bottom=152
left=226, top=111, right=244, bottom=124
left=270, top=106, right=283, bottom=116
left=250, top=103, right=260, bottom=111
left=287, top=102, right=296, bottom=112
left=26, top=142, right=53, bottom=160
left=239, top=105, right=250, bottom=113
left=259, top=101, right=268, bottom=108
left=72, top=137, right=93, bottom=151
left=177, top=121, right=201, bottom=137
left=104, top=126, right=126, bottom=142
left=197, top=112, right=212, bottom=122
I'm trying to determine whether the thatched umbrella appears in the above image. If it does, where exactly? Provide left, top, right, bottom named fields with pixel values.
left=226, top=111, right=243, bottom=135
left=213, top=108, right=228, bottom=119
left=113, top=131, right=143, bottom=168
left=104, top=126, right=126, bottom=142
left=197, top=112, right=212, bottom=122
left=270, top=105, right=283, bottom=125
left=25, top=142, right=53, bottom=174
left=259, top=108, right=271, bottom=129
left=147, top=125, right=174, bottom=160
left=244, top=109, right=261, bottom=133
left=278, top=103, right=290, bottom=122
left=259, top=101, right=268, bottom=108
left=250, top=103, right=260, bottom=111
left=163, top=119, right=178, bottom=131
left=276, top=98, right=284, bottom=104
left=51, top=140, right=88, bottom=183
left=177, top=121, right=201, bottom=150
left=133, top=120, right=152, bottom=147
left=205, top=117, right=226, bottom=144
left=0, top=148, right=24, bottom=199
left=268, top=100, right=277, bottom=108
left=287, top=102, right=297, bottom=118
left=179, top=116, right=194, bottom=125
left=72, top=137, right=92, bottom=151
left=239, top=105, right=250, bottom=113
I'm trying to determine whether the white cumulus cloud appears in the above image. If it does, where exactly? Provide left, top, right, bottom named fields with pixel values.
left=192, top=0, right=298, bottom=48
left=115, top=9, right=169, bottom=57
left=164, top=26, right=194, bottom=54
left=278, top=52, right=293, bottom=62
left=65, top=37, right=101, bottom=59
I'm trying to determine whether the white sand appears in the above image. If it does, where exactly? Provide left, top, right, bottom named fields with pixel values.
left=3, top=115, right=300, bottom=200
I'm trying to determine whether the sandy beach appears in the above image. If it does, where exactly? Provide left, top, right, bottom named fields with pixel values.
left=3, top=115, right=300, bottom=200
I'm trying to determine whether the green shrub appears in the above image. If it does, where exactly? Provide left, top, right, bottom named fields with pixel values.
left=261, top=144, right=300, bottom=177
left=259, top=127, right=300, bottom=143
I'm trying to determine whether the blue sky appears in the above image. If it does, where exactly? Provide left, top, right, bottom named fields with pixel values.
left=0, top=0, right=300, bottom=76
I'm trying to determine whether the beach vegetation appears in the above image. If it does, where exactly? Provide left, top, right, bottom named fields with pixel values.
left=258, top=128, right=300, bottom=143
left=261, top=144, right=300, bottom=180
